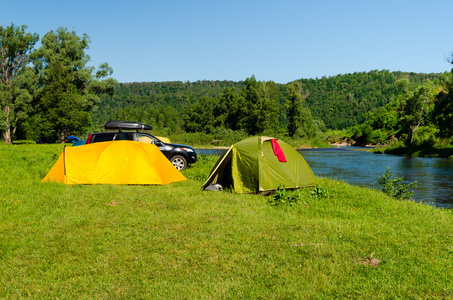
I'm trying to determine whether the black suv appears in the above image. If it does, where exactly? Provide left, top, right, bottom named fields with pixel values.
left=85, top=121, right=197, bottom=170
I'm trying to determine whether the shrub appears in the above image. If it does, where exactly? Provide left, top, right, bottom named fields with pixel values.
left=268, top=185, right=302, bottom=206
left=310, top=186, right=330, bottom=199
left=378, top=167, right=417, bottom=200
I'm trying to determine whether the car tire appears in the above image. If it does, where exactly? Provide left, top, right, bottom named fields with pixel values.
left=171, top=155, right=187, bottom=171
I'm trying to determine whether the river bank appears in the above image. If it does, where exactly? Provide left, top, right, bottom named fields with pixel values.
left=325, top=132, right=453, bottom=158
left=372, top=145, right=453, bottom=159
left=299, top=147, right=453, bottom=208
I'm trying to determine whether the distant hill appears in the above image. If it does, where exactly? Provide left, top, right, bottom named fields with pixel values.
left=297, top=70, right=443, bottom=129
left=94, top=71, right=444, bottom=131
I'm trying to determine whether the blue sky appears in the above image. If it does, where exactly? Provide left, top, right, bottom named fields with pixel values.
left=1, top=0, right=452, bottom=83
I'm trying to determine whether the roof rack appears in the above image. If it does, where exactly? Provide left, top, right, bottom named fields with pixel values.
left=104, top=121, right=153, bottom=132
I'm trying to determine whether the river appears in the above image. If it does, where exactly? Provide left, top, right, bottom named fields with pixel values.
left=196, top=147, right=453, bottom=209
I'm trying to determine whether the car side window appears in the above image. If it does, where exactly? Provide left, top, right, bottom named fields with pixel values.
left=94, top=133, right=115, bottom=142
left=136, top=133, right=157, bottom=145
left=113, top=133, right=133, bottom=141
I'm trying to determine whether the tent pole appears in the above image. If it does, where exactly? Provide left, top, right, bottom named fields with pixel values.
left=63, top=145, right=67, bottom=176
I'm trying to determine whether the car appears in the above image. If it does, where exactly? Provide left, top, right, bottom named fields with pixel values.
left=85, top=121, right=197, bottom=170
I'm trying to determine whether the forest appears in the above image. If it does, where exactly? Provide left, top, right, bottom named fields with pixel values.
left=92, top=70, right=444, bottom=132
left=86, top=69, right=452, bottom=152
left=2, top=23, right=453, bottom=153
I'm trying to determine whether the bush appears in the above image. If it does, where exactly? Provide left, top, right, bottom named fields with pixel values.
left=378, top=167, right=417, bottom=200
left=169, top=132, right=215, bottom=146
left=411, top=126, right=437, bottom=148
left=310, top=186, right=330, bottom=199
left=268, top=185, right=302, bottom=206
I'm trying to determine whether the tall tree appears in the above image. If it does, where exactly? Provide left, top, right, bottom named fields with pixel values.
left=433, top=69, right=453, bottom=138
left=395, top=78, right=434, bottom=145
left=215, top=87, right=245, bottom=131
left=31, top=27, right=116, bottom=143
left=241, top=76, right=279, bottom=135
left=287, top=81, right=313, bottom=137
left=183, top=96, right=217, bottom=133
left=0, top=24, right=39, bottom=143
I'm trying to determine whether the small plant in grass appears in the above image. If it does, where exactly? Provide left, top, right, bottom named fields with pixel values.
left=310, top=186, right=330, bottom=199
left=1, top=198, right=14, bottom=214
left=378, top=167, right=418, bottom=200
left=268, top=185, right=301, bottom=206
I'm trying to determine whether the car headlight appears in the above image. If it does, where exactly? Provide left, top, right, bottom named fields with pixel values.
left=182, top=147, right=194, bottom=153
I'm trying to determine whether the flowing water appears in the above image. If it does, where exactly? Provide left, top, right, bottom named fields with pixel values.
left=196, top=147, right=453, bottom=209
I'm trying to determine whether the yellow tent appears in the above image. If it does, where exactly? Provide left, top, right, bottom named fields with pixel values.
left=42, top=141, right=186, bottom=185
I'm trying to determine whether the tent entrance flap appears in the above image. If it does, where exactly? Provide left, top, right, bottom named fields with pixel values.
left=202, top=147, right=233, bottom=190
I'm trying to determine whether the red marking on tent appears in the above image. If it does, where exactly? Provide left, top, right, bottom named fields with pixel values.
left=271, top=139, right=287, bottom=162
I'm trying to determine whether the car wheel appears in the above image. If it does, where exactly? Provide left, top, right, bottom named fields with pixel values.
left=171, top=155, right=187, bottom=171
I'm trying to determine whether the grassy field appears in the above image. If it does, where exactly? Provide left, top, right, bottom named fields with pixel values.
left=1, top=143, right=453, bottom=299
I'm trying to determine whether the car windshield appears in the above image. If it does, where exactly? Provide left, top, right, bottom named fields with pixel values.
left=136, top=133, right=160, bottom=145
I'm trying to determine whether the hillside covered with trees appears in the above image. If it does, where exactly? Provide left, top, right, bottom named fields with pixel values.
left=298, top=70, right=443, bottom=129
left=90, top=68, right=453, bottom=153
left=91, top=70, right=444, bottom=135
left=342, top=68, right=453, bottom=155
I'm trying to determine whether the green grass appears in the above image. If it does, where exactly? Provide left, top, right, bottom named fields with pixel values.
left=1, top=144, right=453, bottom=298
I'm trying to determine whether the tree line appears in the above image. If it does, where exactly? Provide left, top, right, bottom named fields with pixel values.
left=93, top=76, right=321, bottom=142
left=2, top=23, right=453, bottom=147
left=91, top=70, right=446, bottom=143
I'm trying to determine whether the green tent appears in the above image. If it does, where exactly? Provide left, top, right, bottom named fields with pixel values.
left=202, top=136, right=316, bottom=194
